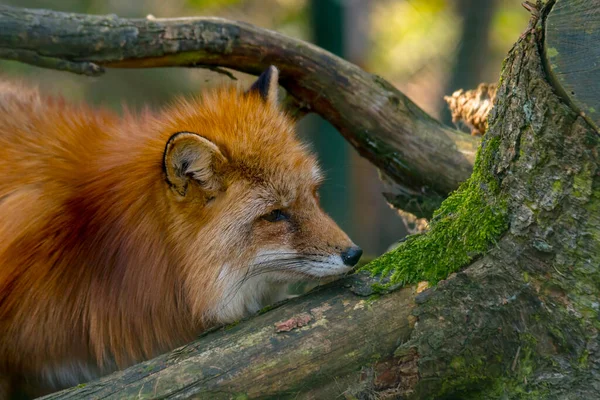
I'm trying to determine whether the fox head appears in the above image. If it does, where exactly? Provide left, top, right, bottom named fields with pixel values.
left=160, top=66, right=362, bottom=323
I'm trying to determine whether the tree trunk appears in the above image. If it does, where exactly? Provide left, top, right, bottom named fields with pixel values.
left=6, top=0, right=600, bottom=398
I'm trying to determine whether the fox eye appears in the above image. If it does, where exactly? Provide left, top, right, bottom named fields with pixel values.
left=262, top=209, right=289, bottom=223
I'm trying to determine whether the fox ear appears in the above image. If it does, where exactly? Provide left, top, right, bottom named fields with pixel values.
left=163, top=132, right=227, bottom=197
left=247, top=65, right=279, bottom=105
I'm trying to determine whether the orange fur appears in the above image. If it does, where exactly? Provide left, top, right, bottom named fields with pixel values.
left=0, top=72, right=359, bottom=398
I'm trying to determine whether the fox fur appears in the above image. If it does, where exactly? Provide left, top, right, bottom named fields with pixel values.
left=0, top=67, right=360, bottom=398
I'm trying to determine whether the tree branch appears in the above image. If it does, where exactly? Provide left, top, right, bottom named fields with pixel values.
left=42, top=274, right=419, bottom=399
left=0, top=6, right=480, bottom=218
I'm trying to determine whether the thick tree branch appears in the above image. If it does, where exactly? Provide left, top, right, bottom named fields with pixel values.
left=0, top=6, right=479, bottom=218
left=43, top=274, right=418, bottom=399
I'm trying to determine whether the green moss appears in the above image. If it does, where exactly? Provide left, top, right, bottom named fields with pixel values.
left=450, top=356, right=466, bottom=370
left=552, top=179, right=562, bottom=193
left=141, top=364, right=157, bottom=373
left=257, top=303, right=279, bottom=315
left=578, top=350, right=589, bottom=369
left=436, top=334, right=550, bottom=399
left=438, top=354, right=490, bottom=397
left=361, top=136, right=508, bottom=286
left=224, top=320, right=241, bottom=330
left=572, top=162, right=593, bottom=199
left=547, top=326, right=567, bottom=347
left=365, top=294, right=381, bottom=305
left=546, top=47, right=559, bottom=58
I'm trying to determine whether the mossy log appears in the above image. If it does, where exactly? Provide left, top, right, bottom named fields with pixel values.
left=35, top=0, right=600, bottom=398
left=0, top=6, right=480, bottom=218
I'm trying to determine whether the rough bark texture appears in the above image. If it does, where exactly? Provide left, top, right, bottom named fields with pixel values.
left=42, top=276, right=417, bottom=399
left=0, top=6, right=479, bottom=218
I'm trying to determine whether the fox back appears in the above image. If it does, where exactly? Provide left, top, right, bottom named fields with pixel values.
left=0, top=67, right=361, bottom=398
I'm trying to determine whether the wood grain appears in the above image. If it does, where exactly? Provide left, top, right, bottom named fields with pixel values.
left=544, top=0, right=600, bottom=131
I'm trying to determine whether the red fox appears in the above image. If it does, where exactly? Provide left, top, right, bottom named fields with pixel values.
left=0, top=66, right=362, bottom=398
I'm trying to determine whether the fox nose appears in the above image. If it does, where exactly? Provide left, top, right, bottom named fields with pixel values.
left=341, top=246, right=363, bottom=266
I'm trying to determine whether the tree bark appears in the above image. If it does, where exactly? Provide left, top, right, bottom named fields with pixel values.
left=0, top=5, right=479, bottom=218
left=41, top=275, right=417, bottom=400
left=13, top=0, right=600, bottom=398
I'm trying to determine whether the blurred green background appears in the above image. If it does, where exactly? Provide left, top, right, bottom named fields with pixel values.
left=0, top=0, right=529, bottom=259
